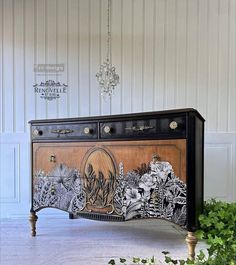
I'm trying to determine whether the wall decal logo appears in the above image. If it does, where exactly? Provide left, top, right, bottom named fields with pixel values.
left=33, top=80, right=68, bottom=101
left=34, top=64, right=64, bottom=74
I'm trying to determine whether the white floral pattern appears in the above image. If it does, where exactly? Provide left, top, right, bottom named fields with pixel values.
left=33, top=164, right=85, bottom=214
left=33, top=159, right=187, bottom=227
left=114, top=160, right=187, bottom=227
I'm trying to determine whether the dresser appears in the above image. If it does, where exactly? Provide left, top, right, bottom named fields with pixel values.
left=29, top=108, right=204, bottom=260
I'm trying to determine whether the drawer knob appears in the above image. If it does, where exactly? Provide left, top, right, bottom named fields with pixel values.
left=169, top=121, right=178, bottom=130
left=83, top=127, right=91, bottom=134
left=32, top=129, right=43, bottom=136
left=50, top=154, right=56, bottom=163
left=104, top=126, right=111, bottom=134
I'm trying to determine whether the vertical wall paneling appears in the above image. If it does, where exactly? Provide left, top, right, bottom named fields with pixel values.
left=78, top=0, right=90, bottom=117
left=154, top=0, right=165, bottom=110
left=229, top=0, right=236, bottom=132
left=0, top=0, right=235, bottom=131
left=46, top=0, right=57, bottom=118
left=186, top=0, right=198, bottom=109
left=197, top=0, right=208, bottom=120
left=14, top=0, right=25, bottom=132
left=121, top=0, right=132, bottom=113
left=207, top=0, right=219, bottom=131
left=143, top=0, right=154, bottom=111
left=132, top=0, right=143, bottom=113
left=90, top=0, right=101, bottom=116
left=111, top=0, right=122, bottom=114
left=165, top=0, right=176, bottom=109
left=100, top=0, right=111, bottom=115
left=0, top=0, right=3, bottom=133
left=175, top=0, right=187, bottom=109
left=25, top=0, right=35, bottom=128
left=67, top=0, right=78, bottom=117
left=3, top=0, right=14, bottom=132
left=217, top=0, right=229, bottom=131
left=57, top=0, right=68, bottom=118
left=35, top=0, right=47, bottom=119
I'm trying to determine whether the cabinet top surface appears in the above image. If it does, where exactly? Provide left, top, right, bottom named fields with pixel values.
left=29, top=108, right=205, bottom=124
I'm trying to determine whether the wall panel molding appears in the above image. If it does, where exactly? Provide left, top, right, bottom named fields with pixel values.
left=0, top=143, right=20, bottom=203
left=205, top=133, right=236, bottom=202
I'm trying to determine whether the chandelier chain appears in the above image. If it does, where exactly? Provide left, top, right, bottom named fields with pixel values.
left=96, top=0, right=119, bottom=99
left=107, top=0, right=111, bottom=62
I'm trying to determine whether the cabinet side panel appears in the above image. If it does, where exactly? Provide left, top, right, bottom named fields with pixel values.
left=187, top=114, right=204, bottom=231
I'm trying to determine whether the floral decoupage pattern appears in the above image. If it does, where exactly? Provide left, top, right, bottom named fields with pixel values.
left=114, top=159, right=187, bottom=227
left=33, top=164, right=86, bottom=214
left=33, top=158, right=187, bottom=228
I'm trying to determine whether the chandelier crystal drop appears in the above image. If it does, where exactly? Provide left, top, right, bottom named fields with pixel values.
left=96, top=0, right=119, bottom=99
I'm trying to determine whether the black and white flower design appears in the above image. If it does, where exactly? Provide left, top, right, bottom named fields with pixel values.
left=115, top=159, right=187, bottom=227
left=33, top=159, right=187, bottom=227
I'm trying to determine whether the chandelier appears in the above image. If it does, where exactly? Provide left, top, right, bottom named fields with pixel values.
left=96, top=0, right=119, bottom=99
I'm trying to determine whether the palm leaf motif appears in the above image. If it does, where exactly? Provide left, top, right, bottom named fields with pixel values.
left=84, top=163, right=116, bottom=208
left=33, top=164, right=85, bottom=213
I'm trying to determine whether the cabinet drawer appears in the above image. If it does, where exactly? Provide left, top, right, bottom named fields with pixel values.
left=100, top=116, right=186, bottom=139
left=31, top=122, right=98, bottom=140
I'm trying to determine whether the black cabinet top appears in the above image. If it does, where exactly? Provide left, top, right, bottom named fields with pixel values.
left=29, top=108, right=205, bottom=124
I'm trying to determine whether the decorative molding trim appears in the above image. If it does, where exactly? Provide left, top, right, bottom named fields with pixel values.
left=0, top=143, right=20, bottom=203
left=205, top=132, right=236, bottom=202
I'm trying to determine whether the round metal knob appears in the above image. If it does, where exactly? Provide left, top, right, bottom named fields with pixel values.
left=104, top=126, right=111, bottom=134
left=169, top=121, right=178, bottom=130
left=32, top=129, right=39, bottom=136
left=83, top=127, right=91, bottom=134
left=32, top=129, right=43, bottom=136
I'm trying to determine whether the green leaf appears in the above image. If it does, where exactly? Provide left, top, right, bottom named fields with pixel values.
left=119, top=258, right=126, bottom=263
left=164, top=256, right=172, bottom=263
left=162, top=251, right=170, bottom=255
left=108, top=259, right=116, bottom=265
left=133, top=257, right=141, bottom=263
left=141, top=259, right=147, bottom=264
left=186, top=258, right=194, bottom=264
left=197, top=250, right=205, bottom=261
left=150, top=256, right=155, bottom=263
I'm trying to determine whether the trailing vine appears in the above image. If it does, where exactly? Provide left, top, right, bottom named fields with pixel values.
left=108, top=199, right=236, bottom=265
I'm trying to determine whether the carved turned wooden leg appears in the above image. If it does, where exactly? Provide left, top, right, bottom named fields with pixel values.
left=186, top=231, right=198, bottom=260
left=29, top=211, right=38, bottom=236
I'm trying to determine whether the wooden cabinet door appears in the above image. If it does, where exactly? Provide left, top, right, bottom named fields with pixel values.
left=33, top=139, right=187, bottom=227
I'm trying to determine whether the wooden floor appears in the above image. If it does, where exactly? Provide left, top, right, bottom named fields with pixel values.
left=0, top=214, right=206, bottom=265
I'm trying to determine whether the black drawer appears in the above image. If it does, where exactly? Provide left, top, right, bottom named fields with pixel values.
left=31, top=122, right=98, bottom=140
left=100, top=116, right=186, bottom=139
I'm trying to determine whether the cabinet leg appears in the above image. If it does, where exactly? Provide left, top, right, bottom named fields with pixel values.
left=29, top=211, right=38, bottom=237
left=185, top=231, right=198, bottom=260
left=69, top=213, right=74, bottom=219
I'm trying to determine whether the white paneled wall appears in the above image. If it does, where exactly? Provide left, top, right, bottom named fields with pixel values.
left=0, top=0, right=235, bottom=217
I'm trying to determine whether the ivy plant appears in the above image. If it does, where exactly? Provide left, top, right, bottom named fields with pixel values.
left=107, top=199, right=236, bottom=265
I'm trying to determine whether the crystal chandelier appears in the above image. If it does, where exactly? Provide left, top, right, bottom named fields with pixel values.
left=96, top=0, right=119, bottom=99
